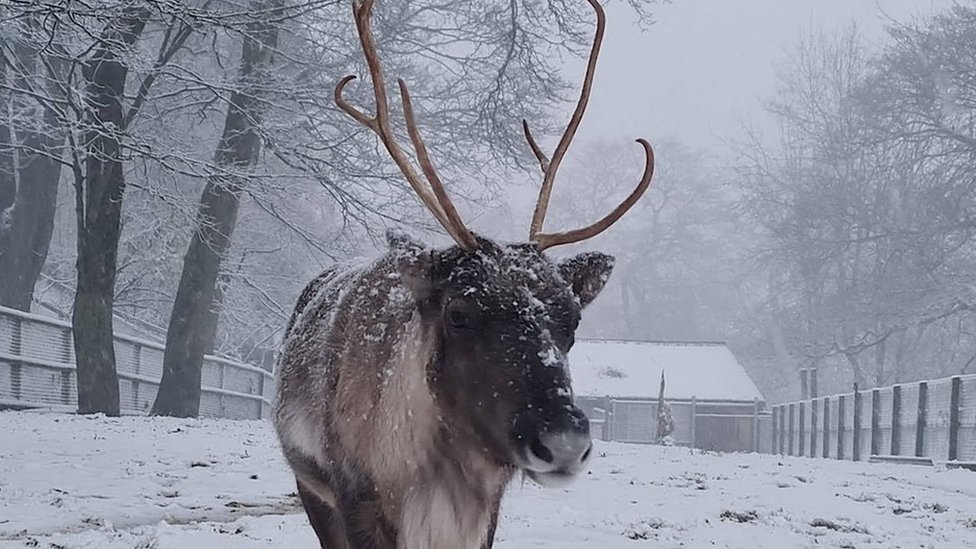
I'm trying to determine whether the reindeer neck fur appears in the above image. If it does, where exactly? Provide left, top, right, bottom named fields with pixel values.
left=274, top=252, right=513, bottom=548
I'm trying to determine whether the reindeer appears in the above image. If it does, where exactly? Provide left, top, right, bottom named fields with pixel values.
left=273, top=0, right=654, bottom=547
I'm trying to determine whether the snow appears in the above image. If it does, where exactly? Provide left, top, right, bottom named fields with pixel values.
left=569, top=339, right=765, bottom=401
left=3, top=411, right=976, bottom=548
left=538, top=346, right=561, bottom=367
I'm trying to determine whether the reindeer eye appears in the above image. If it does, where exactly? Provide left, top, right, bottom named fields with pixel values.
left=445, top=301, right=476, bottom=331
left=449, top=310, right=471, bottom=329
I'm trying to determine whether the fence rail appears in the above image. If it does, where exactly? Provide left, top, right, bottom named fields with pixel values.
left=771, top=374, right=976, bottom=463
left=0, top=305, right=274, bottom=420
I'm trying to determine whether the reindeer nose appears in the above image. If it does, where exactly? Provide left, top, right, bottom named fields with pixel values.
left=525, top=404, right=592, bottom=473
left=528, top=430, right=593, bottom=470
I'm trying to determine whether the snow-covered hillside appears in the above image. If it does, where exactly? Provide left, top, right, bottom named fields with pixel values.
left=1, top=411, right=975, bottom=548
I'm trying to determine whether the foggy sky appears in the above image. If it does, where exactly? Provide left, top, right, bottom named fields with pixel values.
left=565, top=0, right=953, bottom=154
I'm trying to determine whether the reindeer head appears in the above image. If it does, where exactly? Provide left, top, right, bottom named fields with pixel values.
left=336, top=0, right=654, bottom=486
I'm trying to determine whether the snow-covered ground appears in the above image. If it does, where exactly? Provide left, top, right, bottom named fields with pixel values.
left=2, top=411, right=975, bottom=548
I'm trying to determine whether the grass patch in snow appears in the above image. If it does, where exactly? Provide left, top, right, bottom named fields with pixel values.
left=623, top=518, right=667, bottom=540
left=720, top=510, right=759, bottom=523
left=809, top=518, right=869, bottom=534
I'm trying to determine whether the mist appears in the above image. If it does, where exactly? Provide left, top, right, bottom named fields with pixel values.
left=3, top=0, right=976, bottom=546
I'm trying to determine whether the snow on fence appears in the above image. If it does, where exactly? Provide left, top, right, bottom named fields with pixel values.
left=771, top=374, right=976, bottom=464
left=0, top=305, right=274, bottom=420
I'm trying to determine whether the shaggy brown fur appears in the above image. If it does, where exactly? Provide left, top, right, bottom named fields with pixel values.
left=274, top=232, right=611, bottom=548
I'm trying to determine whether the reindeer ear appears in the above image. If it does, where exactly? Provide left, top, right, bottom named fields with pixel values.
left=558, top=252, right=615, bottom=308
left=387, top=229, right=435, bottom=300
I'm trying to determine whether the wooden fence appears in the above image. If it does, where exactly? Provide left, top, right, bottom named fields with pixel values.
left=771, top=374, right=976, bottom=464
left=0, top=305, right=274, bottom=420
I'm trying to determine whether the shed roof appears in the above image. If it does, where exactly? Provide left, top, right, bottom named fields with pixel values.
left=568, top=339, right=764, bottom=402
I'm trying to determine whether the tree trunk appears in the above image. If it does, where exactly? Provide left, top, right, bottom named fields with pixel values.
left=844, top=352, right=867, bottom=390
left=152, top=1, right=281, bottom=417
left=0, top=22, right=13, bottom=212
left=0, top=19, right=65, bottom=312
left=0, top=133, right=62, bottom=311
left=874, top=335, right=888, bottom=384
left=72, top=6, right=151, bottom=416
left=0, top=91, right=13, bottom=213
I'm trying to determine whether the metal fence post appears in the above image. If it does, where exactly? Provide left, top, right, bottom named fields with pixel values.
left=602, top=395, right=612, bottom=441
left=949, top=377, right=961, bottom=462
left=257, top=373, right=266, bottom=420
left=779, top=405, right=786, bottom=455
left=690, top=396, right=697, bottom=450
left=822, top=396, right=830, bottom=458
left=788, top=403, right=795, bottom=456
left=891, top=385, right=902, bottom=456
left=853, top=385, right=862, bottom=462
left=752, top=398, right=760, bottom=453
left=798, top=401, right=806, bottom=456
left=810, top=398, right=819, bottom=457
left=837, top=394, right=846, bottom=460
left=915, top=382, right=927, bottom=458
left=871, top=389, right=881, bottom=457
left=611, top=398, right=618, bottom=443
left=772, top=406, right=779, bottom=454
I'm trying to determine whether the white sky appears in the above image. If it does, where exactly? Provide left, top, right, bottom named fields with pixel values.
left=562, top=0, right=954, bottom=152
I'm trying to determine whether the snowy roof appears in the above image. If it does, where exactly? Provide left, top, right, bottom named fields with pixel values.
left=568, top=339, right=764, bottom=402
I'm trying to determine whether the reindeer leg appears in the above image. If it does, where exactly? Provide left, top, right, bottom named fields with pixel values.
left=297, top=477, right=350, bottom=549
left=481, top=496, right=501, bottom=549
left=343, top=493, right=397, bottom=549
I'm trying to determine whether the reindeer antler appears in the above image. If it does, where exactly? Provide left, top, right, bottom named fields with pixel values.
left=335, top=0, right=478, bottom=250
left=525, top=0, right=655, bottom=251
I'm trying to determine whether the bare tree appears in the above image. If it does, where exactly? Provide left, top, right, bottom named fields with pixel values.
left=0, top=13, right=66, bottom=311
left=146, top=0, right=662, bottom=416
left=2, top=1, right=204, bottom=413
left=737, top=18, right=976, bottom=392
left=72, top=5, right=155, bottom=415
left=540, top=138, right=740, bottom=342
left=152, top=0, right=284, bottom=417
left=3, top=0, right=662, bottom=415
